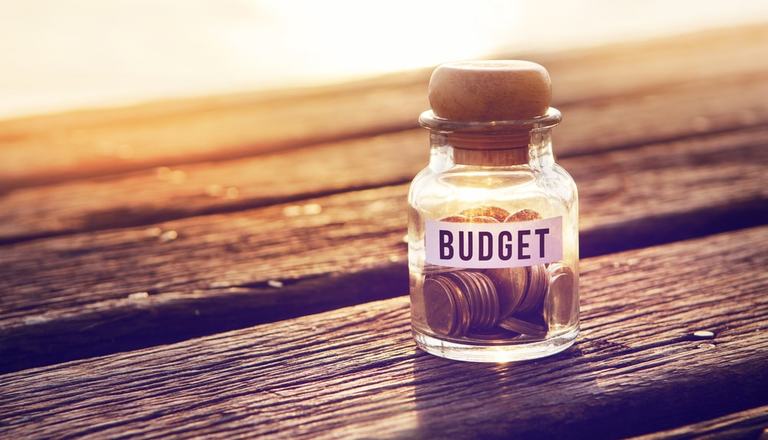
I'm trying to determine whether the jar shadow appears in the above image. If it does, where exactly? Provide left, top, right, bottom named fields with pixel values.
left=408, top=342, right=605, bottom=439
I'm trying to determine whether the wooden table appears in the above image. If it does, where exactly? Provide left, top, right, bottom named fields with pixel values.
left=2, top=24, right=768, bottom=439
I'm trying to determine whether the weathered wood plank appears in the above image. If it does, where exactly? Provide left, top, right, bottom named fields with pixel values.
left=3, top=73, right=768, bottom=243
left=1, top=127, right=766, bottom=372
left=2, top=226, right=767, bottom=439
left=1, top=24, right=768, bottom=188
left=630, top=405, right=768, bottom=440
left=0, top=74, right=424, bottom=190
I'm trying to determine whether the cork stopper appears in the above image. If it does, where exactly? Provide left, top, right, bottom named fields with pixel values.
left=428, top=60, right=551, bottom=122
left=424, top=60, right=554, bottom=165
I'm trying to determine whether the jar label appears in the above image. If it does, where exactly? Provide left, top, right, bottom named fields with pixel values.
left=424, top=216, right=563, bottom=268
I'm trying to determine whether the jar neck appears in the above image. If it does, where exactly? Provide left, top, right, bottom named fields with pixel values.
left=428, top=128, right=555, bottom=169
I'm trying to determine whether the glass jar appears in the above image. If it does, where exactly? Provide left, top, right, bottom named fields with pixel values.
left=408, top=105, right=579, bottom=362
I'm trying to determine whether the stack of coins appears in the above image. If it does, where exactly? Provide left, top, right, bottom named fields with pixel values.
left=422, top=206, right=574, bottom=341
left=487, top=263, right=548, bottom=337
left=424, top=263, right=553, bottom=339
left=423, top=270, right=499, bottom=337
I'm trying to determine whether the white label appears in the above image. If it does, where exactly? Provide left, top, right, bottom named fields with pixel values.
left=425, top=216, right=563, bottom=269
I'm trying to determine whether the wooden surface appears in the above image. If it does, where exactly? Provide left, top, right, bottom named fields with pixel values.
left=631, top=406, right=768, bottom=440
left=2, top=23, right=768, bottom=439
left=2, top=127, right=766, bottom=372
left=2, top=227, right=767, bottom=438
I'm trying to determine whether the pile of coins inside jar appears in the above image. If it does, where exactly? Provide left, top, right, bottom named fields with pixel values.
left=422, top=206, right=575, bottom=341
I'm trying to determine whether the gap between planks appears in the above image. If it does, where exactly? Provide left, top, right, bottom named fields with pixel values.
left=0, top=126, right=766, bottom=373
left=1, top=226, right=767, bottom=438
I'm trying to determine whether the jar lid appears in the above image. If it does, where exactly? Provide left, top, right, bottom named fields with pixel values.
left=428, top=60, right=551, bottom=122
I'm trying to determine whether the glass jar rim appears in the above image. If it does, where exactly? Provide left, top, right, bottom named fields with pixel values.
left=419, top=107, right=561, bottom=133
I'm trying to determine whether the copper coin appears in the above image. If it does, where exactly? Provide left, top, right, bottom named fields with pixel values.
left=446, top=271, right=481, bottom=329
left=499, top=316, right=547, bottom=338
left=476, top=271, right=500, bottom=327
left=467, top=215, right=499, bottom=223
left=536, top=264, right=550, bottom=307
left=504, top=209, right=542, bottom=222
left=546, top=262, right=567, bottom=276
left=485, top=266, right=528, bottom=319
left=423, top=276, right=457, bottom=336
left=517, top=265, right=541, bottom=315
left=422, top=264, right=463, bottom=275
left=473, top=273, right=493, bottom=328
left=543, top=266, right=576, bottom=328
left=530, top=264, right=549, bottom=313
left=509, top=266, right=530, bottom=314
left=441, top=215, right=469, bottom=222
left=449, top=279, right=472, bottom=336
left=459, top=206, right=510, bottom=222
left=455, top=271, right=482, bottom=329
left=465, top=271, right=493, bottom=329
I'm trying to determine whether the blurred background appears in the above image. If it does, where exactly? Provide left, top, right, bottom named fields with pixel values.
left=3, top=0, right=768, bottom=119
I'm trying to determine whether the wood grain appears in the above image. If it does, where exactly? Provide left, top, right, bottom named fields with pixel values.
left=630, top=405, right=768, bottom=439
left=1, top=24, right=768, bottom=188
left=1, top=127, right=766, bottom=372
left=1, top=226, right=767, bottom=439
left=3, top=73, right=768, bottom=243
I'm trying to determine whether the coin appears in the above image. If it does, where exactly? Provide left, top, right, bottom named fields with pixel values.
left=534, top=265, right=549, bottom=311
left=477, top=272, right=496, bottom=328
left=423, top=276, right=458, bottom=336
left=504, top=209, right=542, bottom=222
left=476, top=272, right=500, bottom=327
left=517, top=264, right=546, bottom=315
left=449, top=279, right=472, bottom=336
left=441, top=215, right=469, bottom=222
left=445, top=271, right=480, bottom=330
left=472, top=271, right=493, bottom=329
left=455, top=271, right=476, bottom=328
left=468, top=215, right=499, bottom=223
left=543, top=264, right=576, bottom=329
left=499, top=316, right=547, bottom=338
left=459, top=206, right=510, bottom=222
left=436, top=270, right=503, bottom=332
left=547, top=262, right=566, bottom=275
left=484, top=266, right=528, bottom=319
